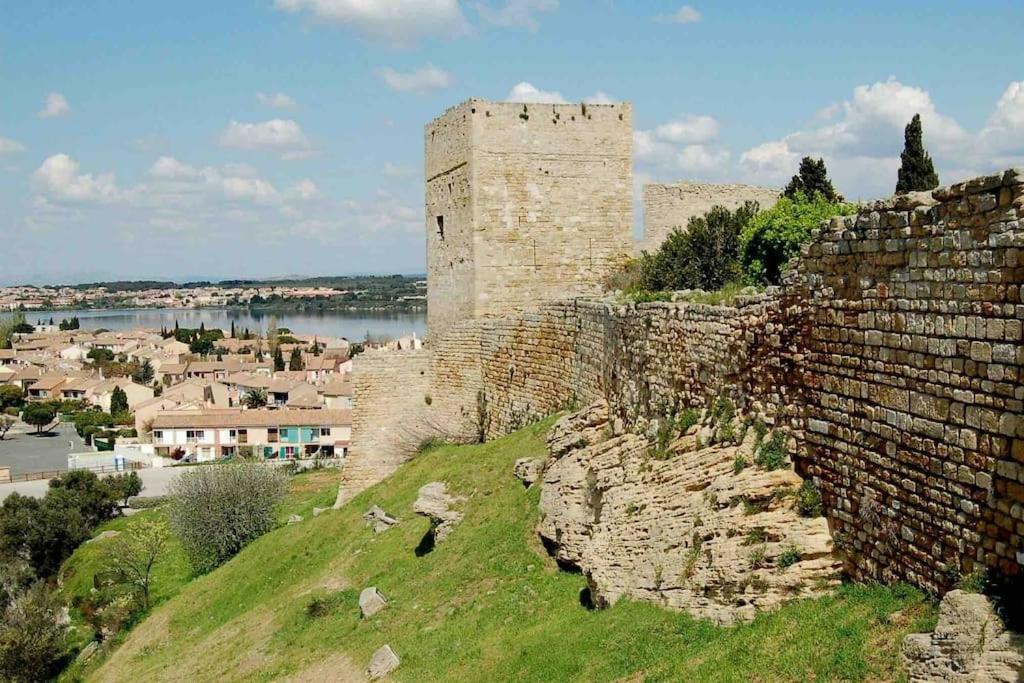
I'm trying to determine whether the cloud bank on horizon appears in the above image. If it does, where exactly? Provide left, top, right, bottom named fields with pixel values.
left=0, top=1, right=1021, bottom=284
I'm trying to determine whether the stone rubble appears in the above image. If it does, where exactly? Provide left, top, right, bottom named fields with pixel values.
left=903, top=590, right=1024, bottom=682
left=362, top=505, right=398, bottom=534
left=513, top=458, right=545, bottom=487
left=359, top=587, right=387, bottom=619
left=287, top=514, right=303, bottom=525
left=412, top=482, right=464, bottom=544
left=367, top=644, right=400, bottom=680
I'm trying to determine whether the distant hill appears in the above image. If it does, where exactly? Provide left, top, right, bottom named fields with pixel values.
left=51, top=274, right=426, bottom=292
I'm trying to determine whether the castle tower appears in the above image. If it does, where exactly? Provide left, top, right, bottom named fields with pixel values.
left=425, top=98, right=633, bottom=339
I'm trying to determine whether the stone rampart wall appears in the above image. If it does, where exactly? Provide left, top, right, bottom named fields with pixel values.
left=348, top=169, right=1024, bottom=589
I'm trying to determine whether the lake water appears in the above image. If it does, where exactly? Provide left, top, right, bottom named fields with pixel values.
left=27, top=308, right=426, bottom=342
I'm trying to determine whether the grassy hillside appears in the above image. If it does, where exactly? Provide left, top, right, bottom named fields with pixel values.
left=86, top=419, right=935, bottom=682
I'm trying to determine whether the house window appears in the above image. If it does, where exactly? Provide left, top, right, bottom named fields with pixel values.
left=229, top=429, right=236, bottom=438
left=436, top=215, right=444, bottom=240
left=284, top=446, right=297, bottom=458
left=320, top=427, right=331, bottom=437
left=186, top=430, right=204, bottom=442
left=153, top=430, right=163, bottom=441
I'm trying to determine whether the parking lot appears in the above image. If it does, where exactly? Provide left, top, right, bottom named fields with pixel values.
left=0, top=422, right=85, bottom=475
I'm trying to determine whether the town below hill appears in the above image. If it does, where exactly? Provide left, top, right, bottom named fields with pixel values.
left=0, top=274, right=426, bottom=312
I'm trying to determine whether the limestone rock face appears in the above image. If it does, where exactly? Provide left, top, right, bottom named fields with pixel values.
left=413, top=482, right=464, bottom=543
left=367, top=644, right=400, bottom=680
left=363, top=505, right=397, bottom=534
left=903, top=590, right=1024, bottom=682
left=538, top=401, right=842, bottom=625
left=513, top=458, right=544, bottom=487
left=359, top=587, right=387, bottom=619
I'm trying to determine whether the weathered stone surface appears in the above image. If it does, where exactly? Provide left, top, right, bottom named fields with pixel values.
left=903, top=590, right=1024, bottom=682
left=513, top=458, right=544, bottom=487
left=413, top=482, right=464, bottom=543
left=359, top=587, right=387, bottom=619
left=76, top=641, right=99, bottom=663
left=313, top=506, right=328, bottom=517
left=287, top=514, right=303, bottom=525
left=363, top=505, right=397, bottom=534
left=367, top=644, right=400, bottom=680
left=539, top=401, right=842, bottom=625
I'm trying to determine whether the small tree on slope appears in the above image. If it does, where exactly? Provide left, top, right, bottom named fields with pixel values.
left=895, top=113, right=939, bottom=194
left=783, top=157, right=841, bottom=203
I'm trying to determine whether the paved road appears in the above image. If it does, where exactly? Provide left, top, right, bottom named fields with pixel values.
left=0, top=422, right=85, bottom=475
left=0, top=465, right=185, bottom=502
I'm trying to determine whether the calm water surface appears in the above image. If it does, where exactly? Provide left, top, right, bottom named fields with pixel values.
left=28, top=308, right=426, bottom=341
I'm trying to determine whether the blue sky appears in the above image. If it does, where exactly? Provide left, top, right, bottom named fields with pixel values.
left=1, top=0, right=1022, bottom=284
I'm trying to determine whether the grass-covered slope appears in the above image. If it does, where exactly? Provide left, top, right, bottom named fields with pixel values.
left=89, top=419, right=935, bottom=682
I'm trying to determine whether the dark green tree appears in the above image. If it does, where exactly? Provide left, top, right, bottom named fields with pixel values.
left=640, top=202, right=760, bottom=292
left=273, top=347, right=285, bottom=372
left=895, top=113, right=939, bottom=194
left=783, top=157, right=840, bottom=202
left=110, top=386, right=129, bottom=416
left=21, top=404, right=56, bottom=434
left=0, top=386, right=22, bottom=411
left=288, top=348, right=304, bottom=371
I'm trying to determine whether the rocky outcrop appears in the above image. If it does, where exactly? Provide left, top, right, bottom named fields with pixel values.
left=363, top=505, right=397, bottom=534
left=538, top=401, right=842, bottom=625
left=413, top=482, right=464, bottom=543
left=367, top=644, right=400, bottom=680
left=903, top=590, right=1024, bottom=682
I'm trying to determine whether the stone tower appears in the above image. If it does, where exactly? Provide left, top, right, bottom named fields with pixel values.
left=425, top=98, right=633, bottom=339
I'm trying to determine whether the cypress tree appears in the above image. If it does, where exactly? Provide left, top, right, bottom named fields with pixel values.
left=783, top=157, right=840, bottom=202
left=895, top=113, right=939, bottom=194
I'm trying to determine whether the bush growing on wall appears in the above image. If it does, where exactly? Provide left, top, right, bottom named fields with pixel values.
left=639, top=202, right=760, bottom=292
left=740, top=192, right=856, bottom=285
left=167, top=464, right=287, bottom=574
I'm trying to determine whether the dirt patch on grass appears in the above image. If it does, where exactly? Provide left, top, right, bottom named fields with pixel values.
left=290, top=470, right=343, bottom=494
left=280, top=653, right=366, bottom=682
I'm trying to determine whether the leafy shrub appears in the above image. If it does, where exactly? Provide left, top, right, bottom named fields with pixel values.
left=795, top=480, right=823, bottom=517
left=676, top=409, right=700, bottom=434
left=0, top=581, right=68, bottom=683
left=740, top=192, right=856, bottom=285
left=639, top=202, right=760, bottom=292
left=732, top=453, right=748, bottom=475
left=167, top=464, right=288, bottom=574
left=128, top=495, right=170, bottom=510
left=755, top=432, right=788, bottom=471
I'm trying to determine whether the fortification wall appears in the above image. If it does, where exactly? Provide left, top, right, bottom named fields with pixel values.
left=640, top=182, right=780, bottom=253
left=348, top=169, right=1024, bottom=589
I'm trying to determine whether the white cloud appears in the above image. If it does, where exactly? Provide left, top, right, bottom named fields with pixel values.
left=0, top=137, right=25, bottom=154
left=979, top=81, right=1024, bottom=158
left=219, top=119, right=314, bottom=159
left=148, top=156, right=199, bottom=180
left=256, top=91, right=299, bottom=110
left=474, top=0, right=557, bottom=32
left=288, top=179, right=319, bottom=200
left=222, top=177, right=279, bottom=201
left=653, top=114, right=719, bottom=145
left=38, top=92, right=70, bottom=119
left=375, top=64, right=453, bottom=93
left=583, top=91, right=618, bottom=105
left=33, top=154, right=118, bottom=202
left=660, top=5, right=700, bottom=24
left=274, top=0, right=471, bottom=46
left=506, top=81, right=567, bottom=104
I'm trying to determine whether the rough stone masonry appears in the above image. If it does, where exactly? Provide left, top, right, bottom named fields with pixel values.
left=347, top=168, right=1024, bottom=596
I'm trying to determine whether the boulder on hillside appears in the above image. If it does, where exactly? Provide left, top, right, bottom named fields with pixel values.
left=363, top=505, right=397, bottom=534
left=413, top=482, right=464, bottom=543
left=287, top=514, right=303, bottom=525
left=513, top=458, right=544, bottom=487
left=367, top=644, right=400, bottom=680
left=359, top=587, right=387, bottom=619
left=313, top=506, right=328, bottom=517
left=903, top=589, right=1024, bottom=682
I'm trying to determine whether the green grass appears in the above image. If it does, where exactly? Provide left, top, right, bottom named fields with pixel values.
left=57, top=468, right=344, bottom=681
left=84, top=419, right=935, bottom=682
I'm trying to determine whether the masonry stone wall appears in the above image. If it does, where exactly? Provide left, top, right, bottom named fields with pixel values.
left=425, top=99, right=633, bottom=340
left=349, top=169, right=1023, bottom=590
left=640, top=182, right=780, bottom=253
